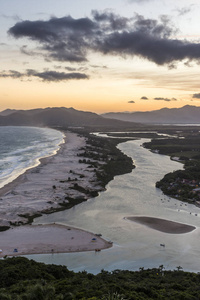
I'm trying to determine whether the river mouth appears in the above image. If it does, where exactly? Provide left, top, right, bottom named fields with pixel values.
left=32, top=138, right=200, bottom=273
left=127, top=216, right=196, bottom=234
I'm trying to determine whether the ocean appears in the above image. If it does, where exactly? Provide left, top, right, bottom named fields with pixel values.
left=0, top=126, right=64, bottom=189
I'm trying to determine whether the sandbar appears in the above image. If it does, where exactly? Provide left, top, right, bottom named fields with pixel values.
left=0, top=223, right=112, bottom=257
left=0, top=131, right=104, bottom=227
left=127, top=216, right=196, bottom=234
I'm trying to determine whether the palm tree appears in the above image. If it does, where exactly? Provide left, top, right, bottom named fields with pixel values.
left=176, top=266, right=183, bottom=271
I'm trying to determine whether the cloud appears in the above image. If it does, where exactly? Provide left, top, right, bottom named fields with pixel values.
left=128, top=100, right=135, bottom=103
left=65, top=66, right=77, bottom=71
left=9, top=15, right=97, bottom=62
left=1, top=14, right=20, bottom=21
left=154, top=97, right=177, bottom=102
left=90, top=64, right=107, bottom=69
left=141, top=96, right=148, bottom=100
left=192, top=93, right=200, bottom=99
left=176, top=5, right=193, bottom=16
left=0, top=70, right=23, bottom=78
left=20, top=45, right=38, bottom=56
left=30, top=70, right=89, bottom=81
left=8, top=12, right=200, bottom=67
left=0, top=69, right=89, bottom=82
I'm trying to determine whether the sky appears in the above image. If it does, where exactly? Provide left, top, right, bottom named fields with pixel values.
left=1, top=0, right=200, bottom=113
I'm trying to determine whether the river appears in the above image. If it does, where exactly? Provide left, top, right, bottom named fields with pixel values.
left=31, top=138, right=200, bottom=274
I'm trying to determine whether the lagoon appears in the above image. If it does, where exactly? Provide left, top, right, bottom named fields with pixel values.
left=32, top=138, right=200, bottom=274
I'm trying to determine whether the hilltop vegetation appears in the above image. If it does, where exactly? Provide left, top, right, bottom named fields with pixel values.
left=1, top=257, right=200, bottom=299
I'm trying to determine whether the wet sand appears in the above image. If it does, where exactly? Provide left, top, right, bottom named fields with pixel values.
left=0, top=224, right=112, bottom=257
left=127, top=216, right=196, bottom=234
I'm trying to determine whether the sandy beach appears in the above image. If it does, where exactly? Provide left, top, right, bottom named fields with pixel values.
left=0, top=223, right=112, bottom=257
left=0, top=131, right=104, bottom=227
left=0, top=131, right=113, bottom=255
left=127, top=216, right=196, bottom=234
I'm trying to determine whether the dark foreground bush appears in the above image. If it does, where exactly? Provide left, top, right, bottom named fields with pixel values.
left=1, top=257, right=200, bottom=299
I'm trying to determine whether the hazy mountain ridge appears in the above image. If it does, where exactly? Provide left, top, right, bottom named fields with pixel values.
left=102, top=105, right=200, bottom=124
left=0, top=107, right=135, bottom=128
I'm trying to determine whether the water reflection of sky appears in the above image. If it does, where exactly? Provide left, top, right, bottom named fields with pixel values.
left=31, top=138, right=200, bottom=274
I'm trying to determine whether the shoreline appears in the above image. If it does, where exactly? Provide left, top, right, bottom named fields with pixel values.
left=0, top=131, right=66, bottom=198
left=127, top=216, right=196, bottom=234
left=0, top=131, right=106, bottom=228
left=0, top=223, right=112, bottom=257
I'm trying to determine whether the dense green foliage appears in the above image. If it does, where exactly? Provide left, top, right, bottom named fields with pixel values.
left=1, top=257, right=200, bottom=299
left=144, top=133, right=200, bottom=203
left=144, top=136, right=200, bottom=157
left=77, top=133, right=134, bottom=187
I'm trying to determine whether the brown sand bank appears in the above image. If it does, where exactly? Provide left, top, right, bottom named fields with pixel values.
left=127, top=216, right=196, bottom=234
left=0, top=224, right=112, bottom=257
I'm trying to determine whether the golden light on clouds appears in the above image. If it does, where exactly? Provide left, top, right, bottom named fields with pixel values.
left=1, top=0, right=200, bottom=113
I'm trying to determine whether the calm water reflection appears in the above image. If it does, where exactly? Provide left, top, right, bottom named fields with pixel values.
left=31, top=139, right=200, bottom=274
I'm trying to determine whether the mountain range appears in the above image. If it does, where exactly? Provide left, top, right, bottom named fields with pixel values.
left=102, top=105, right=200, bottom=124
left=0, top=105, right=199, bottom=128
left=0, top=107, right=134, bottom=128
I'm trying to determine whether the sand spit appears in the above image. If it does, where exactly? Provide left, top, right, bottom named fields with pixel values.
left=0, top=224, right=112, bottom=257
left=127, top=216, right=196, bottom=234
left=0, top=132, right=104, bottom=227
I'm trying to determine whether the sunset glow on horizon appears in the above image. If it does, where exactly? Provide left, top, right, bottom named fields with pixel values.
left=1, top=0, right=200, bottom=114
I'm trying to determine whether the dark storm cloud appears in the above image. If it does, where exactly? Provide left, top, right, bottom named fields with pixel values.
left=8, top=12, right=200, bottom=67
left=140, top=96, right=148, bottom=100
left=0, top=69, right=89, bottom=82
left=128, top=100, right=135, bottom=103
left=154, top=97, right=177, bottom=102
left=8, top=16, right=97, bottom=62
left=192, top=93, right=200, bottom=99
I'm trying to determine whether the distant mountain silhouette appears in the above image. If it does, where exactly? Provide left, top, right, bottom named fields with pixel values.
left=0, top=107, right=136, bottom=128
left=102, top=105, right=200, bottom=124
left=0, top=109, right=18, bottom=116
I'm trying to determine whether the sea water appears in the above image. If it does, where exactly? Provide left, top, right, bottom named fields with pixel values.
left=0, top=126, right=64, bottom=189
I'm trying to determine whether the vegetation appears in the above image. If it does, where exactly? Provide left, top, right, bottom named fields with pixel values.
left=5, top=130, right=134, bottom=229
left=1, top=257, right=200, bottom=299
left=74, top=131, right=134, bottom=187
left=144, top=130, right=200, bottom=204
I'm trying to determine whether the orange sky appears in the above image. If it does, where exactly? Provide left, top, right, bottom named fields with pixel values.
left=1, top=0, right=200, bottom=113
